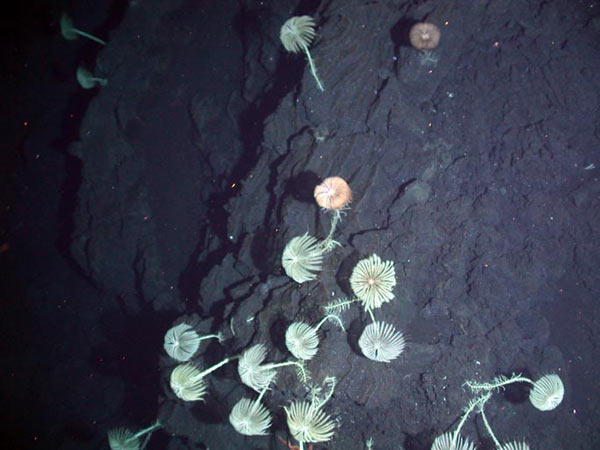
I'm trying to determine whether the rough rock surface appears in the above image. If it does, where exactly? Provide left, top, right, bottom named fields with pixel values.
left=4, top=0, right=599, bottom=449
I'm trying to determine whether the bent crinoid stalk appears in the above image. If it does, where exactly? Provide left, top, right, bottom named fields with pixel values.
left=478, top=394, right=532, bottom=450
left=107, top=420, right=161, bottom=450
left=280, top=15, right=324, bottom=91
left=60, top=12, right=107, bottom=45
left=430, top=393, right=491, bottom=450
left=170, top=354, right=240, bottom=402
left=458, top=373, right=564, bottom=450
left=465, top=373, right=564, bottom=411
left=238, top=343, right=309, bottom=392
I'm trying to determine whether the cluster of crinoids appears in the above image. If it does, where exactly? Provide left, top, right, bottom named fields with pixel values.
left=431, top=372, right=564, bottom=450
left=279, top=175, right=410, bottom=449
left=103, top=12, right=452, bottom=450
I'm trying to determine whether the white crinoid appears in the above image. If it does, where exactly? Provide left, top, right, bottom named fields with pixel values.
left=285, top=314, right=344, bottom=360
left=285, top=401, right=336, bottom=444
left=107, top=422, right=161, bottom=450
left=163, top=323, right=222, bottom=362
left=286, top=322, right=320, bottom=360
left=60, top=12, right=107, bottom=45
left=529, top=374, right=564, bottom=411
left=358, top=321, right=405, bottom=363
left=170, top=355, right=239, bottom=402
left=107, top=427, right=140, bottom=450
left=229, top=397, right=272, bottom=436
left=430, top=432, right=476, bottom=450
left=280, top=16, right=316, bottom=53
left=279, top=15, right=324, bottom=91
left=464, top=372, right=565, bottom=412
left=170, top=363, right=207, bottom=402
left=164, top=323, right=202, bottom=361
left=238, top=344, right=277, bottom=392
left=350, top=254, right=396, bottom=312
left=282, top=233, right=324, bottom=283
left=501, top=442, right=530, bottom=450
